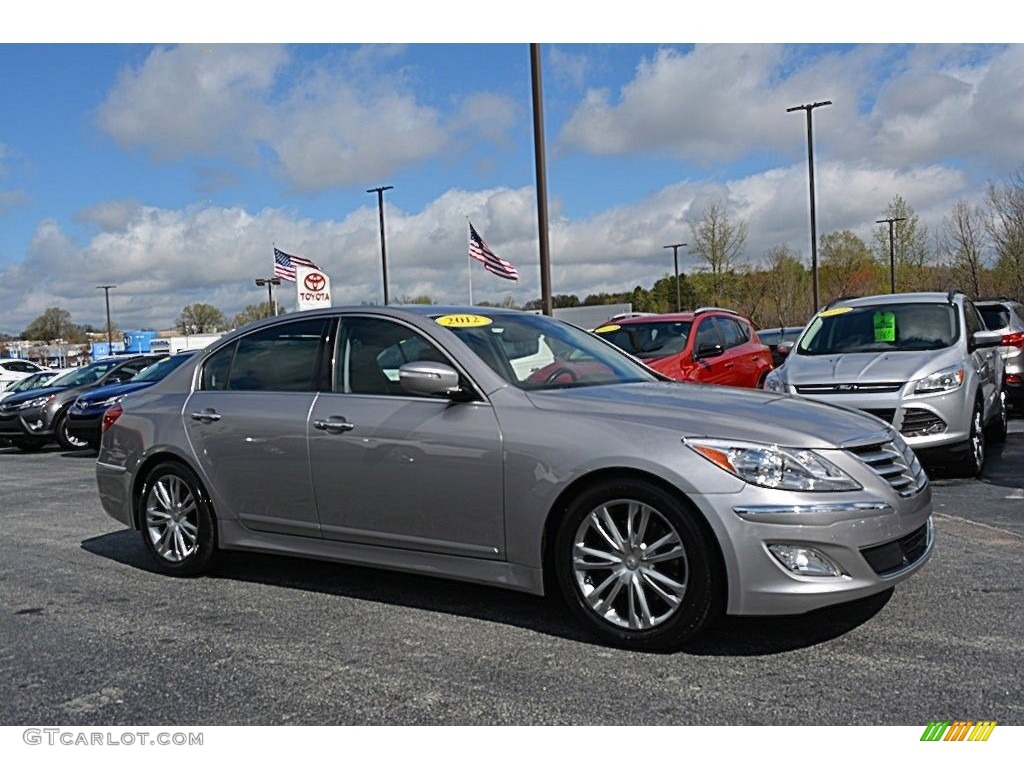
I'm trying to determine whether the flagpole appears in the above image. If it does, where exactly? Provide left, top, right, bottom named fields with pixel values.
left=467, top=220, right=474, bottom=306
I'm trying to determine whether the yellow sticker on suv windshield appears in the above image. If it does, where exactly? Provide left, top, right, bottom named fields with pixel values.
left=593, top=324, right=621, bottom=333
left=818, top=307, right=853, bottom=318
left=873, top=311, right=896, bottom=342
left=435, top=314, right=493, bottom=328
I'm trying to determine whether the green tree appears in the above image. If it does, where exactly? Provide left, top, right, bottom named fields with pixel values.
left=22, top=307, right=86, bottom=342
left=873, top=195, right=931, bottom=293
left=819, top=230, right=881, bottom=304
left=177, top=303, right=226, bottom=335
left=231, top=302, right=279, bottom=329
left=688, top=198, right=748, bottom=305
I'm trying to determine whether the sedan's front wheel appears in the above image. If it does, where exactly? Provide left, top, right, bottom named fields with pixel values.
left=554, top=479, right=721, bottom=651
left=139, top=462, right=219, bottom=575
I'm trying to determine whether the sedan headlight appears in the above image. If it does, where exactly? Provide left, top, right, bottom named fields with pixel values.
left=913, top=365, right=964, bottom=394
left=686, top=438, right=861, bottom=492
left=763, top=370, right=786, bottom=392
left=19, top=395, right=56, bottom=409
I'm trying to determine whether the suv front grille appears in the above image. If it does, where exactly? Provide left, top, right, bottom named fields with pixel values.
left=861, top=522, right=931, bottom=576
left=796, top=382, right=904, bottom=395
left=862, top=408, right=896, bottom=425
left=844, top=435, right=927, bottom=497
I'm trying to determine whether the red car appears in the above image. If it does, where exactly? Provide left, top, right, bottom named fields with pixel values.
left=593, top=308, right=773, bottom=388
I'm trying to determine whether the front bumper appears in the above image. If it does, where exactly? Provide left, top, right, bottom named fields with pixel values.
left=66, top=410, right=103, bottom=446
left=0, top=406, right=55, bottom=441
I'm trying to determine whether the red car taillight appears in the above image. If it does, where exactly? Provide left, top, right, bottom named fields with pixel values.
left=1001, top=331, right=1024, bottom=348
left=101, top=403, right=123, bottom=432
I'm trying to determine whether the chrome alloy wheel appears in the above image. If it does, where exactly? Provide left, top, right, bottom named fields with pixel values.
left=145, top=474, right=200, bottom=563
left=571, top=499, right=689, bottom=630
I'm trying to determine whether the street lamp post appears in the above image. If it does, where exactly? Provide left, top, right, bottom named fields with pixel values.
left=367, top=185, right=394, bottom=305
left=96, top=285, right=116, bottom=354
left=663, top=243, right=687, bottom=312
left=787, top=100, right=832, bottom=315
left=254, top=277, right=281, bottom=316
left=876, top=217, right=907, bottom=294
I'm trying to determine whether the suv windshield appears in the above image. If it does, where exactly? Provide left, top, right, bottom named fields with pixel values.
left=46, top=359, right=122, bottom=388
left=799, top=303, right=959, bottom=355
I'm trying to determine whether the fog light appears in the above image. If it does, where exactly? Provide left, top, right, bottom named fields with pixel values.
left=27, top=420, right=44, bottom=431
left=767, top=544, right=845, bottom=577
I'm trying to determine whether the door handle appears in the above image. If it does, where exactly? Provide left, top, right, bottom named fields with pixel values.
left=190, top=410, right=221, bottom=423
left=313, top=417, right=355, bottom=434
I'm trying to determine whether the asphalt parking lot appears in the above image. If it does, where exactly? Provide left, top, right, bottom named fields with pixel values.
left=1, top=420, right=1022, bottom=726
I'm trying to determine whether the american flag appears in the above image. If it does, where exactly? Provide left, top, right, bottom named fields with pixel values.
left=273, top=247, right=321, bottom=282
left=469, top=222, right=519, bottom=281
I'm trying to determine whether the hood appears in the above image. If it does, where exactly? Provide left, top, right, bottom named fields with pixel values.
left=77, top=380, right=153, bottom=406
left=525, top=382, right=892, bottom=449
left=780, top=347, right=960, bottom=385
left=0, top=384, right=71, bottom=407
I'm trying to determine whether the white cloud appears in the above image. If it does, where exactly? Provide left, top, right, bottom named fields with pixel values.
left=95, top=44, right=287, bottom=160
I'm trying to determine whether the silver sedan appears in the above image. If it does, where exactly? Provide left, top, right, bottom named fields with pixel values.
left=95, top=306, right=933, bottom=651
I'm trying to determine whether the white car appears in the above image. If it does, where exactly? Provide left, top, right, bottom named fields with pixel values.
left=0, top=359, right=50, bottom=391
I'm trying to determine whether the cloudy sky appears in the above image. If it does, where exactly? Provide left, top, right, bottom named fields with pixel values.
left=1, top=7, right=1019, bottom=335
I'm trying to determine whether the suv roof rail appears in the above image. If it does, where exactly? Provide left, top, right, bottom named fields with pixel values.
left=693, top=306, right=739, bottom=316
left=823, top=295, right=858, bottom=310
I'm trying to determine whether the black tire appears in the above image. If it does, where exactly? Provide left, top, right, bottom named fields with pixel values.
left=11, top=437, right=47, bottom=452
left=553, top=478, right=721, bottom=651
left=138, top=461, right=219, bottom=576
left=54, top=410, right=89, bottom=451
left=956, top=401, right=986, bottom=478
left=986, top=391, right=1008, bottom=444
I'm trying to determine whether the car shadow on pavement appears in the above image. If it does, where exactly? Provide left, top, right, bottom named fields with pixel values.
left=925, top=431, right=1020, bottom=487
left=81, top=530, right=891, bottom=656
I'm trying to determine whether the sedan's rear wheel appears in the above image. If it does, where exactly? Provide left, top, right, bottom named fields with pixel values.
left=139, top=462, right=219, bottom=575
left=554, top=479, right=721, bottom=651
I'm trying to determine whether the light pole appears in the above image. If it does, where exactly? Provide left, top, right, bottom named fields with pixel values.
left=367, top=185, right=394, bottom=305
left=96, top=285, right=116, bottom=354
left=876, top=217, right=907, bottom=294
left=663, top=243, right=687, bottom=312
left=254, top=277, right=281, bottom=316
left=531, top=44, right=554, bottom=317
left=787, top=100, right=831, bottom=315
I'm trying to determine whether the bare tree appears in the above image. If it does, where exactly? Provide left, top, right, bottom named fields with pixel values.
left=986, top=169, right=1024, bottom=301
left=688, top=198, right=748, bottom=306
left=760, top=245, right=810, bottom=326
left=938, top=200, right=988, bottom=298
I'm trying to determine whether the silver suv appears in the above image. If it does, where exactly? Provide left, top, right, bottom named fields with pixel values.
left=975, top=298, right=1024, bottom=413
left=764, top=292, right=1007, bottom=476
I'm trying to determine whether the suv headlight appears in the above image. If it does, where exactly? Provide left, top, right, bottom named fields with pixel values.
left=19, top=395, right=55, bottom=409
left=686, top=438, right=861, bottom=492
left=763, top=370, right=786, bottom=392
left=914, top=365, right=964, bottom=394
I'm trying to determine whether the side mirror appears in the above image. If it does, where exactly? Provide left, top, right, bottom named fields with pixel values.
left=695, top=342, right=725, bottom=360
left=777, top=341, right=794, bottom=358
left=970, top=330, right=1004, bottom=351
left=398, top=361, right=470, bottom=400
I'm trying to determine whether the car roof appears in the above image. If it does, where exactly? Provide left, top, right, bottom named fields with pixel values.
left=827, top=292, right=964, bottom=309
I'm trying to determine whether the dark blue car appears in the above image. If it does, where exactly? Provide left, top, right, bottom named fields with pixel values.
left=66, top=351, right=199, bottom=449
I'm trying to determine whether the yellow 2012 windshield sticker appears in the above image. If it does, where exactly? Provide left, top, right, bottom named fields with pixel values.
left=818, top=306, right=852, bottom=318
left=593, top=324, right=621, bottom=333
left=435, top=314, right=493, bottom=328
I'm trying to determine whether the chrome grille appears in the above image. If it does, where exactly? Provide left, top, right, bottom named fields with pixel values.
left=843, top=433, right=927, bottom=497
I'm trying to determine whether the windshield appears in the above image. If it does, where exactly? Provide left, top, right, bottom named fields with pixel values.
left=434, top=312, right=657, bottom=390
left=49, top=359, right=122, bottom=388
left=594, top=320, right=692, bottom=359
left=798, top=303, right=959, bottom=355
left=7, top=371, right=56, bottom=393
left=132, top=353, right=191, bottom=382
